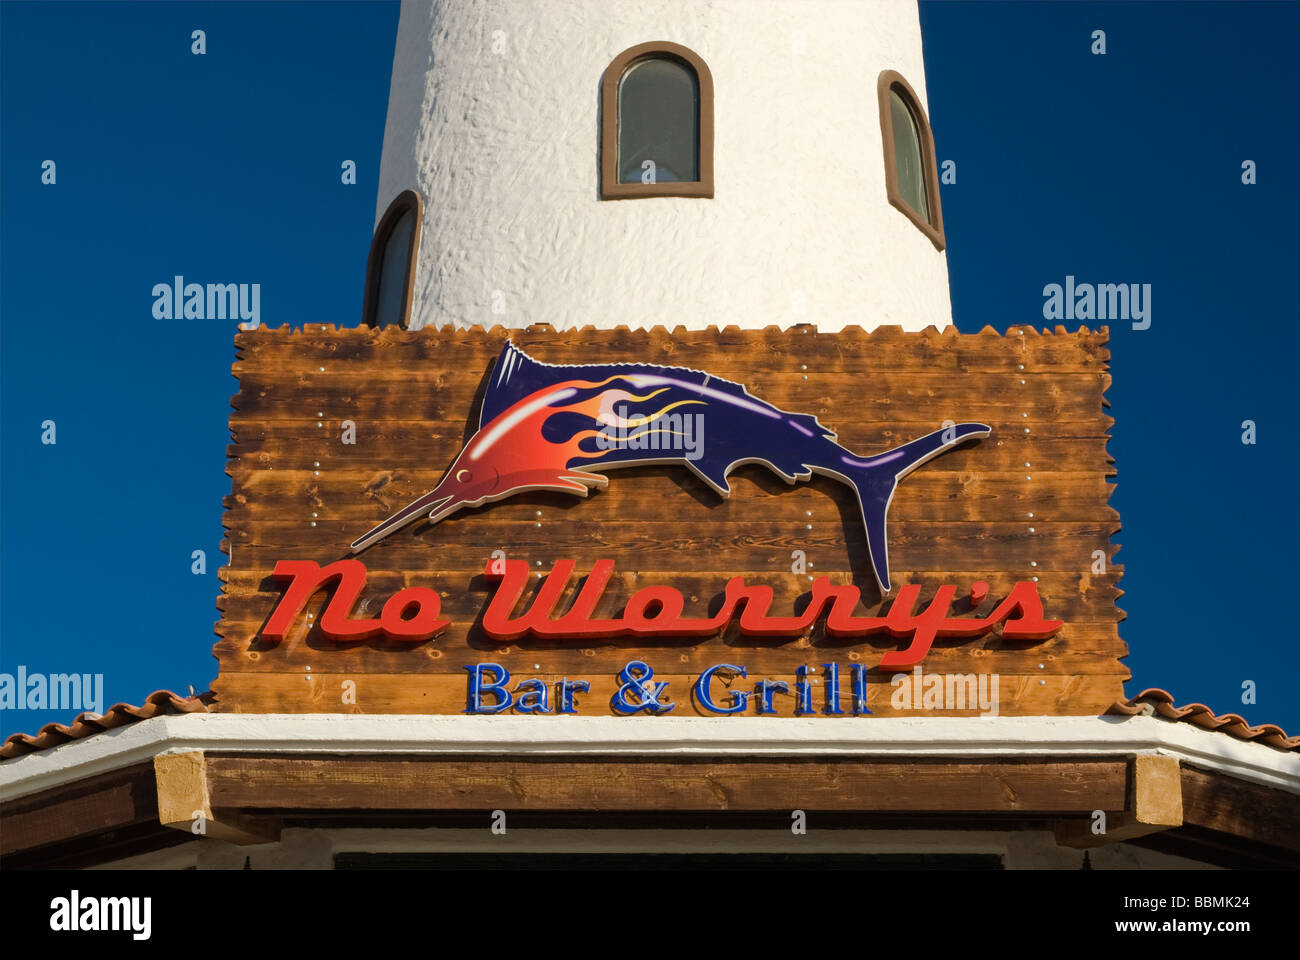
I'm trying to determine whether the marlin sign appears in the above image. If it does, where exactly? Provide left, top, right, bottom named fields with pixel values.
left=349, top=341, right=991, bottom=593
left=258, top=340, right=1063, bottom=706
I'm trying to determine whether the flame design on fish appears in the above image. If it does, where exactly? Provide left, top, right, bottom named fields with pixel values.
left=350, top=341, right=990, bottom=592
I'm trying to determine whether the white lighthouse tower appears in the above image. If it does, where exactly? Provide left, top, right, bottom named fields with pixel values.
left=369, top=0, right=952, bottom=332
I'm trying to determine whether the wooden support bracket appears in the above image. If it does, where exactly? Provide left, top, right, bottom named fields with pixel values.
left=1054, top=754, right=1182, bottom=848
left=153, top=751, right=280, bottom=846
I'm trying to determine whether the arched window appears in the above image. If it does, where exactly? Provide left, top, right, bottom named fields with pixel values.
left=600, top=42, right=714, bottom=200
left=877, top=71, right=945, bottom=250
left=362, top=190, right=423, bottom=327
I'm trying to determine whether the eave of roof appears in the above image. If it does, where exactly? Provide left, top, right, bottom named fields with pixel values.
left=1107, top=688, right=1299, bottom=752
left=3, top=712, right=1298, bottom=807
left=0, top=690, right=213, bottom=760
left=2, top=686, right=1295, bottom=771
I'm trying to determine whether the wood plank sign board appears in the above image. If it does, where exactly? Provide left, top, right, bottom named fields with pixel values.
left=214, top=325, right=1125, bottom=718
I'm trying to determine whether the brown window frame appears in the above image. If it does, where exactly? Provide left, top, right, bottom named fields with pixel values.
left=362, top=189, right=423, bottom=328
left=877, top=70, right=945, bottom=251
left=600, top=41, right=714, bottom=200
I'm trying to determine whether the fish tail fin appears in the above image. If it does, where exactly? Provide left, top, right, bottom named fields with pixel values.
left=837, top=423, right=991, bottom=593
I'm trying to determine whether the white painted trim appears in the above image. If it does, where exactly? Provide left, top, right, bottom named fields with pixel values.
left=3, top=713, right=1297, bottom=801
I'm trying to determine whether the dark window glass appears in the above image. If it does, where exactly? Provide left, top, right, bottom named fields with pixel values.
left=889, top=88, right=929, bottom=222
left=374, top=209, right=414, bottom=327
left=617, top=57, right=699, bottom=183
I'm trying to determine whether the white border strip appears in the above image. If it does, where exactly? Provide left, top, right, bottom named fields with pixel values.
left=3, top=713, right=1297, bottom=801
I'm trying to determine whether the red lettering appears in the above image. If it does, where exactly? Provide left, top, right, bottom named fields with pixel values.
left=878, top=584, right=960, bottom=668
left=716, top=579, right=816, bottom=638
left=262, top=559, right=382, bottom=645
left=379, top=587, right=450, bottom=642
left=988, top=582, right=1064, bottom=640
left=820, top=581, right=887, bottom=636
left=262, top=557, right=1063, bottom=662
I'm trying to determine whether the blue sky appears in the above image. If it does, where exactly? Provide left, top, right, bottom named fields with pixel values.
left=2, top=1, right=1297, bottom=738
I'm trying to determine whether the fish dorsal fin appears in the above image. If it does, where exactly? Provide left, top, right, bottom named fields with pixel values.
left=480, top=340, right=716, bottom=427
left=477, top=341, right=827, bottom=435
left=480, top=341, right=552, bottom=428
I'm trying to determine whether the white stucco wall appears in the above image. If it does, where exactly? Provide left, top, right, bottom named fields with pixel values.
left=375, top=0, right=954, bottom=332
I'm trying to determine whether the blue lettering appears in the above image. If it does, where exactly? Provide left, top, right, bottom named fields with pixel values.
left=754, top=678, right=788, bottom=715
left=557, top=678, right=590, bottom=714
left=514, top=678, right=550, bottom=713
left=694, top=664, right=749, bottom=715
left=465, top=663, right=512, bottom=713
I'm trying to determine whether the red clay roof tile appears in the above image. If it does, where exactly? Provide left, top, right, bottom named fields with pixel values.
left=0, top=690, right=213, bottom=760
left=1107, top=688, right=1299, bottom=752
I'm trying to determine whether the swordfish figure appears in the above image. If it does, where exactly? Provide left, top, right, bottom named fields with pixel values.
left=350, top=341, right=990, bottom=593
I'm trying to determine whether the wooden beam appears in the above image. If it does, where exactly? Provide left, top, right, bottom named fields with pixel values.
left=1054, top=754, right=1182, bottom=848
left=7, top=753, right=1294, bottom=867
left=205, top=755, right=1129, bottom=813
left=153, top=751, right=280, bottom=845
left=1180, top=764, right=1300, bottom=854
left=0, top=763, right=158, bottom=858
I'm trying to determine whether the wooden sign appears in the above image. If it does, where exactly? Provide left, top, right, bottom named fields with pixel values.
left=213, top=324, right=1125, bottom=717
